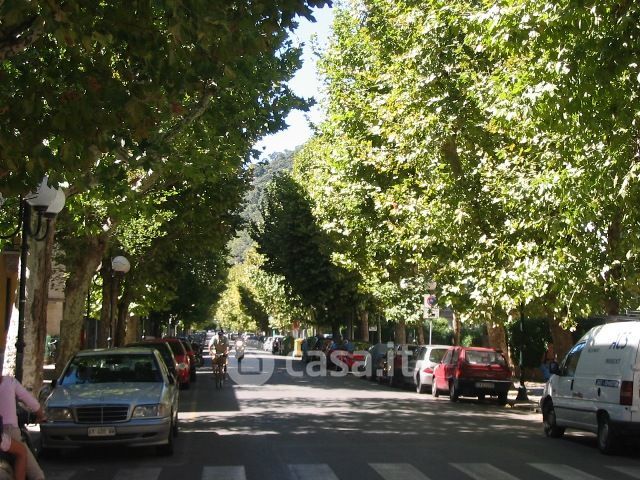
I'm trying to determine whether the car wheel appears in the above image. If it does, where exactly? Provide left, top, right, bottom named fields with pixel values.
left=449, top=381, right=459, bottom=402
left=190, top=370, right=197, bottom=382
left=542, top=401, right=565, bottom=438
left=416, top=376, right=427, bottom=394
left=597, top=414, right=618, bottom=455
left=497, top=392, right=508, bottom=406
left=477, top=393, right=485, bottom=402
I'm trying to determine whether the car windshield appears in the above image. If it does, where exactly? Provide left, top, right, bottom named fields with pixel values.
left=465, top=350, right=506, bottom=366
left=428, top=348, right=447, bottom=363
left=60, top=354, right=162, bottom=385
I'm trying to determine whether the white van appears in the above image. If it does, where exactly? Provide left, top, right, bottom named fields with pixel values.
left=541, top=320, right=640, bottom=453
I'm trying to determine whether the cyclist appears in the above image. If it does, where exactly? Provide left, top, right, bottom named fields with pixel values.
left=209, top=330, right=230, bottom=377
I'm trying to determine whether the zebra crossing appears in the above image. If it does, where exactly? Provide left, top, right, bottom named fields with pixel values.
left=43, top=462, right=640, bottom=480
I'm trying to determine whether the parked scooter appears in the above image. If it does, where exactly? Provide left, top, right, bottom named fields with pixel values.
left=235, top=339, right=245, bottom=364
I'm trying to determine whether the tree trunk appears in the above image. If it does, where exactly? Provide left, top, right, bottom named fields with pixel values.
left=99, top=259, right=114, bottom=347
left=547, top=316, right=574, bottom=363
left=22, top=219, right=56, bottom=394
left=486, top=319, right=511, bottom=367
left=358, top=309, right=369, bottom=342
left=115, top=281, right=132, bottom=346
left=394, top=319, right=406, bottom=344
left=0, top=253, right=19, bottom=367
left=417, top=324, right=425, bottom=345
left=57, top=235, right=107, bottom=376
left=452, top=312, right=461, bottom=346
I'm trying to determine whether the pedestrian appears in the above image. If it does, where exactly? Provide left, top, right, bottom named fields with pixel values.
left=540, top=342, right=556, bottom=382
left=0, top=367, right=46, bottom=480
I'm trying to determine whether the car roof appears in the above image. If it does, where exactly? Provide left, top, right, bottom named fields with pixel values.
left=75, top=347, right=156, bottom=356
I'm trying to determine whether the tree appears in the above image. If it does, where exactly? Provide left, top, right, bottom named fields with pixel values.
left=2, top=0, right=334, bottom=383
left=251, top=172, right=356, bottom=332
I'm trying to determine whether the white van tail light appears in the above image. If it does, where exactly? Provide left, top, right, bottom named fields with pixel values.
left=620, top=381, right=633, bottom=406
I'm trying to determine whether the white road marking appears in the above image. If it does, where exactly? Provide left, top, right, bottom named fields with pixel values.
left=370, top=463, right=431, bottom=480
left=529, top=463, right=603, bottom=480
left=609, top=466, right=640, bottom=479
left=113, top=468, right=161, bottom=480
left=451, top=463, right=519, bottom=480
left=201, top=466, right=247, bottom=480
left=289, top=463, right=340, bottom=480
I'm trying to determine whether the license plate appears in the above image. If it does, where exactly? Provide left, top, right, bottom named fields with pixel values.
left=88, top=426, right=116, bottom=437
left=475, top=382, right=494, bottom=389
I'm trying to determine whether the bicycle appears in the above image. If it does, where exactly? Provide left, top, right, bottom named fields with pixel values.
left=212, top=353, right=227, bottom=389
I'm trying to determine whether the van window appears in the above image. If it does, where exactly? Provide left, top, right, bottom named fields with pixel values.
left=560, top=342, right=585, bottom=377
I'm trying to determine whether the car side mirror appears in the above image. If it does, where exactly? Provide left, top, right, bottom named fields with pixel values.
left=549, top=361, right=560, bottom=376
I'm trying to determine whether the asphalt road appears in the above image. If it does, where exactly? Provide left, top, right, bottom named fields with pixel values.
left=39, top=349, right=640, bottom=480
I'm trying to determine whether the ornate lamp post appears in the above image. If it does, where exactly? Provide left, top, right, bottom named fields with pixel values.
left=108, top=255, right=130, bottom=348
left=1, top=177, right=65, bottom=381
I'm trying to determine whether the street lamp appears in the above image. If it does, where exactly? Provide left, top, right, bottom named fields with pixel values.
left=108, top=255, right=130, bottom=348
left=1, top=176, right=65, bottom=381
left=515, top=303, right=530, bottom=402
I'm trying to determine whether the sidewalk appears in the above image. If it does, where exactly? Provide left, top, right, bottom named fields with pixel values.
left=507, top=380, right=545, bottom=411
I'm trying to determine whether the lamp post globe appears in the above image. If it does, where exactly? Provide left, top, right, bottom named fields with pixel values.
left=26, top=176, right=57, bottom=212
left=111, top=256, right=130, bottom=274
left=45, top=188, right=66, bottom=217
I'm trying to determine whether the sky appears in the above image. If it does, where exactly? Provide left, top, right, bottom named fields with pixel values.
left=252, top=6, right=335, bottom=159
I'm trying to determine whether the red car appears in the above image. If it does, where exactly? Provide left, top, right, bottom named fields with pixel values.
left=432, top=346, right=512, bottom=404
left=144, top=337, right=191, bottom=389
left=177, top=338, right=198, bottom=382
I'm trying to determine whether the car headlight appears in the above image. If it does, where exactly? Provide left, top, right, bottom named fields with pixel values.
left=177, top=362, right=188, bottom=371
left=46, top=407, right=73, bottom=421
left=132, top=403, right=170, bottom=418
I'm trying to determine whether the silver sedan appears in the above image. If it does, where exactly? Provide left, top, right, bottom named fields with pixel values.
left=40, top=347, right=179, bottom=456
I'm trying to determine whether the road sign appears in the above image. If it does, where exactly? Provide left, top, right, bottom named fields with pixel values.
left=423, top=294, right=438, bottom=319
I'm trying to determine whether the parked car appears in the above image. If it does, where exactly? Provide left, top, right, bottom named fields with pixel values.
left=364, top=342, right=394, bottom=380
left=126, top=340, right=179, bottom=383
left=40, top=347, right=179, bottom=456
left=271, top=335, right=285, bottom=355
left=432, top=346, right=512, bottom=404
left=263, top=337, right=274, bottom=352
left=382, top=344, right=418, bottom=386
left=541, top=321, right=640, bottom=454
left=407, top=345, right=449, bottom=393
left=176, top=337, right=198, bottom=382
left=150, top=337, right=191, bottom=389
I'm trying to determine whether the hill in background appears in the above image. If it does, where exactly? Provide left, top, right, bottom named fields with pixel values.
left=228, top=149, right=296, bottom=263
